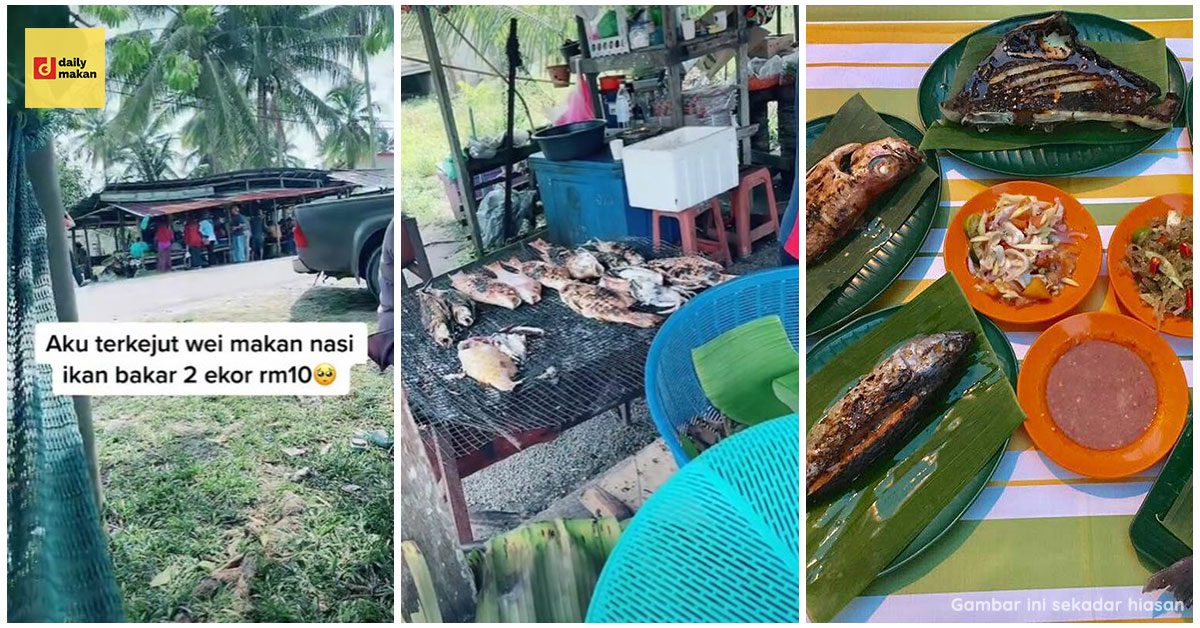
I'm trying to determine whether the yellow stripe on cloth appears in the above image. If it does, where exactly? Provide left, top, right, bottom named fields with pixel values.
left=946, top=175, right=1194, bottom=203
left=807, top=19, right=1192, bottom=44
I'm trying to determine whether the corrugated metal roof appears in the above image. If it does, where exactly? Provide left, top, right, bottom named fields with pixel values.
left=108, top=186, right=351, bottom=218
left=328, top=169, right=394, bottom=190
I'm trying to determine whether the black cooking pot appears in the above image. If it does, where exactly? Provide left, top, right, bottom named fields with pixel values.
left=532, top=120, right=606, bottom=161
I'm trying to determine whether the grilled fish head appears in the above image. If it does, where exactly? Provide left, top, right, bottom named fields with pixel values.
left=852, top=137, right=923, bottom=192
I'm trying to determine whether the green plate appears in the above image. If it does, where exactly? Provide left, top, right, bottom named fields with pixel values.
left=807, top=306, right=1016, bottom=574
left=917, top=11, right=1187, bottom=176
left=1187, top=80, right=1193, bottom=146
left=1130, top=419, right=1192, bottom=571
left=806, top=114, right=941, bottom=338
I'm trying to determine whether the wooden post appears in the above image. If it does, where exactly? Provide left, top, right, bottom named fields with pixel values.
left=735, top=9, right=752, bottom=164
left=664, top=6, right=684, bottom=128
left=418, top=6, right=484, bottom=259
left=575, top=16, right=603, bottom=121
left=400, top=390, right=476, bottom=622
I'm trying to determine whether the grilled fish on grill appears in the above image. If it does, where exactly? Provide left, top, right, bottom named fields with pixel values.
left=560, top=282, right=663, bottom=328
left=450, top=271, right=522, bottom=309
left=416, top=290, right=454, bottom=348
left=941, top=12, right=1181, bottom=131
left=806, top=138, right=923, bottom=264
left=428, top=289, right=475, bottom=328
left=807, top=331, right=975, bottom=503
left=500, top=257, right=573, bottom=291
left=484, top=262, right=542, bottom=304
left=455, top=327, right=543, bottom=392
left=600, top=276, right=693, bottom=313
left=586, top=240, right=646, bottom=267
left=645, top=256, right=735, bottom=290
left=529, top=238, right=605, bottom=279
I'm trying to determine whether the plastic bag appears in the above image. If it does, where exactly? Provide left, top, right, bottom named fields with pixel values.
left=554, top=76, right=596, bottom=125
left=477, top=187, right=536, bottom=250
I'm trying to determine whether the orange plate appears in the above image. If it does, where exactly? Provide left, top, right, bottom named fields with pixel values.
left=1017, top=311, right=1189, bottom=478
left=1107, top=193, right=1193, bottom=338
left=944, top=181, right=1102, bottom=324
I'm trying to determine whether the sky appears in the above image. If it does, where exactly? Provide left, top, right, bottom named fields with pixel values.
left=67, top=5, right=395, bottom=191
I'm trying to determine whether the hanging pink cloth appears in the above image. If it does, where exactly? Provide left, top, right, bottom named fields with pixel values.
left=554, top=74, right=597, bottom=125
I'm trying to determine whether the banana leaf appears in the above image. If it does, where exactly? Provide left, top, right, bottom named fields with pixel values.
left=922, top=37, right=1172, bottom=150
left=1163, top=476, right=1192, bottom=547
left=773, top=370, right=800, bottom=412
left=807, top=95, right=939, bottom=315
left=693, top=315, right=799, bottom=426
left=805, top=275, right=1025, bottom=622
left=473, top=518, right=624, bottom=622
left=401, top=541, right=443, bottom=622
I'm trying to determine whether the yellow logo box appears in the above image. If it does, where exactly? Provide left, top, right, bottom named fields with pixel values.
left=25, top=28, right=106, bottom=109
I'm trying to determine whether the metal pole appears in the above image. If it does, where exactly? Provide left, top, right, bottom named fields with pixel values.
left=418, top=6, right=484, bottom=258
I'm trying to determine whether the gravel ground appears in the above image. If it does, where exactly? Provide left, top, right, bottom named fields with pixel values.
left=461, top=398, right=658, bottom=536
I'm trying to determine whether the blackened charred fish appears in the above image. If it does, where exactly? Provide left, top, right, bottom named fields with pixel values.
left=806, top=331, right=975, bottom=503
left=941, top=12, right=1180, bottom=131
left=416, top=290, right=454, bottom=348
left=806, top=137, right=923, bottom=264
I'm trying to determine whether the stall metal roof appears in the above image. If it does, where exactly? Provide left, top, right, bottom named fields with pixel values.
left=329, top=169, right=394, bottom=190
left=76, top=185, right=351, bottom=225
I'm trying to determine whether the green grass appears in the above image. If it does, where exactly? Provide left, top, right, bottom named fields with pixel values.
left=400, top=79, right=565, bottom=227
left=96, top=285, right=393, bottom=622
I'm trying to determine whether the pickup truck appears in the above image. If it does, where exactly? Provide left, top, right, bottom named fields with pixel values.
left=292, top=191, right=394, bottom=300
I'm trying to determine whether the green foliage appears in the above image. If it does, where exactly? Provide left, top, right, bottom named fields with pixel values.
left=163, top=53, right=200, bottom=94
left=109, top=34, right=152, bottom=79
left=56, top=155, right=89, bottom=211
left=319, top=80, right=377, bottom=169
left=80, top=6, right=131, bottom=27
left=181, top=5, right=216, bottom=30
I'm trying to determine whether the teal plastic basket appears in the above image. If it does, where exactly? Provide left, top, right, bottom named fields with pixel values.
left=586, top=415, right=800, bottom=622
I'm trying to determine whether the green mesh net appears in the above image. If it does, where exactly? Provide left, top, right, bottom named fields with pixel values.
left=8, top=113, right=124, bottom=621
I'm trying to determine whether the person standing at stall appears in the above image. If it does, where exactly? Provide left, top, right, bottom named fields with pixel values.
left=229, top=206, right=248, bottom=263
left=154, top=218, right=175, bottom=272
left=199, top=212, right=217, bottom=266
left=249, top=208, right=265, bottom=261
left=184, top=216, right=206, bottom=269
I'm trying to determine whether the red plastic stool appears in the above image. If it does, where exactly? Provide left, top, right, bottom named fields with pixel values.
left=651, top=198, right=732, bottom=266
left=728, top=166, right=779, bottom=258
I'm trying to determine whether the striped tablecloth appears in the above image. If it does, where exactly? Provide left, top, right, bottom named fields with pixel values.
left=807, top=6, right=1194, bottom=623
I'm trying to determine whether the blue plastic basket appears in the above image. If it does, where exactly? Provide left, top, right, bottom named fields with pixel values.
left=644, top=266, right=800, bottom=465
left=586, top=415, right=800, bottom=622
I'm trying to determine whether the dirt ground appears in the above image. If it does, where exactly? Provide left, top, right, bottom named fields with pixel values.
left=76, top=258, right=351, bottom=323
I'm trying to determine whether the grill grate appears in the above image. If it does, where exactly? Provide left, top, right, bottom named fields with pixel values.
left=400, top=237, right=783, bottom=458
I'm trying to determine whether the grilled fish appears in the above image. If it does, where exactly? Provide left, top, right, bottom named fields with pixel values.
left=500, top=257, right=574, bottom=291
left=484, top=262, right=542, bottom=304
left=428, top=289, right=475, bottom=328
left=457, top=337, right=521, bottom=391
left=456, top=327, right=544, bottom=391
left=450, top=271, right=522, bottom=309
left=560, top=282, right=663, bottom=328
left=586, top=240, right=646, bottom=267
left=806, top=331, right=975, bottom=503
left=416, top=290, right=454, bottom=348
left=645, top=256, right=735, bottom=290
left=941, top=12, right=1181, bottom=131
left=600, top=276, right=692, bottom=313
left=529, top=238, right=604, bottom=279
left=806, top=138, right=923, bottom=264
left=1145, top=556, right=1192, bottom=608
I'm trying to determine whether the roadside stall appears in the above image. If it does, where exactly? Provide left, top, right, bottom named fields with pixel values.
left=805, top=6, right=1192, bottom=622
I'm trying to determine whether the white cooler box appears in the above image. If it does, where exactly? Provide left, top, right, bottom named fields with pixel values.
left=622, top=126, right=739, bottom=212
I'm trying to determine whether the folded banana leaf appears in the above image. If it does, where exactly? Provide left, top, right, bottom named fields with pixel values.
left=693, top=315, right=798, bottom=426
left=805, top=275, right=1025, bottom=622
left=1163, top=476, right=1192, bottom=547
left=922, top=37, right=1172, bottom=151
left=807, top=94, right=938, bottom=315
left=772, top=371, right=800, bottom=413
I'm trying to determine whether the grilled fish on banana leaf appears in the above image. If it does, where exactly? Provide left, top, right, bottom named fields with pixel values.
left=807, top=331, right=974, bottom=503
left=941, top=12, right=1181, bottom=131
left=806, top=137, right=923, bottom=264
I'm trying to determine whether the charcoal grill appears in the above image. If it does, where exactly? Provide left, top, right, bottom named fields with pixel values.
left=401, top=239, right=676, bottom=465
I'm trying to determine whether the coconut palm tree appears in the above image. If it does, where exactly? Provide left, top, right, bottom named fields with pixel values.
left=70, top=109, right=118, bottom=183
left=113, top=111, right=180, bottom=182
left=319, top=80, right=377, bottom=169
left=400, top=5, right=572, bottom=72
left=103, top=5, right=386, bottom=173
